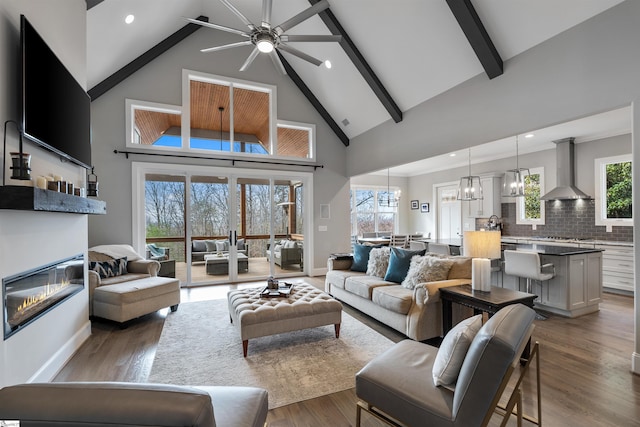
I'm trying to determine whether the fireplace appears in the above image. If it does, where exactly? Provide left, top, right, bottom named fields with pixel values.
left=3, top=254, right=84, bottom=340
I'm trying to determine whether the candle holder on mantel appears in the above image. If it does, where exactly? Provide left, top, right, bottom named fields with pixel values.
left=87, top=166, right=99, bottom=197
left=3, top=120, right=31, bottom=184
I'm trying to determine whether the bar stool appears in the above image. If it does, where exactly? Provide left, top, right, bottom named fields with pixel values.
left=503, top=250, right=555, bottom=293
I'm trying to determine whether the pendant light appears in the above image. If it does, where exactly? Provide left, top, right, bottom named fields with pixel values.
left=378, top=168, right=400, bottom=207
left=457, top=148, right=483, bottom=201
left=502, top=135, right=530, bottom=197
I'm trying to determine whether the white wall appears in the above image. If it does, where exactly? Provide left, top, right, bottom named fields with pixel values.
left=88, top=28, right=350, bottom=271
left=0, top=0, right=91, bottom=387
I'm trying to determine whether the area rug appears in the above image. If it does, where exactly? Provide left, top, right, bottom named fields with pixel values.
left=148, top=298, right=394, bottom=409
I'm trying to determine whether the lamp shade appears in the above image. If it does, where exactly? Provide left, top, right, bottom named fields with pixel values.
left=463, top=231, right=501, bottom=259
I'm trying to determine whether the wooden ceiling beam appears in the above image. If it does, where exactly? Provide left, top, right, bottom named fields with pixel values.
left=88, top=16, right=209, bottom=101
left=277, top=51, right=350, bottom=147
left=308, top=0, right=402, bottom=124
left=86, top=0, right=104, bottom=10
left=446, top=0, right=503, bottom=79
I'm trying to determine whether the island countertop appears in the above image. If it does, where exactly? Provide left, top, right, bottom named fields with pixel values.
left=501, top=243, right=603, bottom=256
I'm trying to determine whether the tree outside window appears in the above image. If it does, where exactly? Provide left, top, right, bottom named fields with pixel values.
left=595, top=155, right=632, bottom=229
left=605, top=161, right=632, bottom=219
left=516, top=167, right=545, bottom=225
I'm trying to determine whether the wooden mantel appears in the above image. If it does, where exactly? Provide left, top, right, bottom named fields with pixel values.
left=0, top=186, right=106, bottom=215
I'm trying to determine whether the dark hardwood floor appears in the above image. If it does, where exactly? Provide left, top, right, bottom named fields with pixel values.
left=55, top=278, right=640, bottom=426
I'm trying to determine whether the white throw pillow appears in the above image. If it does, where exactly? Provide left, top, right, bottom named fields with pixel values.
left=366, top=247, right=391, bottom=277
left=401, top=256, right=454, bottom=289
left=432, top=314, right=483, bottom=386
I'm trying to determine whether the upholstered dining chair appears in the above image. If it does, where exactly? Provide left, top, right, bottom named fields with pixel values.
left=428, top=242, right=451, bottom=255
left=355, top=304, right=538, bottom=427
left=389, top=235, right=408, bottom=248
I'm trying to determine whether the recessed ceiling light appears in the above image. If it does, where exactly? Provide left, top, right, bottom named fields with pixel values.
left=525, top=133, right=535, bottom=138
left=450, top=153, right=456, bottom=157
left=324, top=60, right=332, bottom=69
left=125, top=14, right=135, bottom=24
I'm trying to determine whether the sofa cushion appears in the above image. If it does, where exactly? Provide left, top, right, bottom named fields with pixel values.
left=345, top=275, right=395, bottom=299
left=326, top=269, right=364, bottom=289
left=384, top=247, right=426, bottom=283
left=351, top=244, right=380, bottom=272
left=98, top=273, right=150, bottom=286
left=204, top=240, right=217, bottom=252
left=402, top=256, right=455, bottom=289
left=372, top=285, right=413, bottom=315
left=447, top=256, right=472, bottom=280
left=432, top=314, right=482, bottom=386
left=237, top=238, right=246, bottom=250
left=192, top=240, right=207, bottom=253
left=366, top=247, right=391, bottom=277
left=94, top=277, right=180, bottom=305
left=90, top=257, right=128, bottom=279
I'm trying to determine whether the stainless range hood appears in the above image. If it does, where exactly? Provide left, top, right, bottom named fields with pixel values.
left=540, top=137, right=591, bottom=200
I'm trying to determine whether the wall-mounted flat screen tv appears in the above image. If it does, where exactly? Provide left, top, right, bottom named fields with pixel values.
left=21, top=15, right=92, bottom=169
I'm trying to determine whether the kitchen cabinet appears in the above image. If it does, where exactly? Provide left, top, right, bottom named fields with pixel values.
left=468, top=176, right=502, bottom=218
left=596, top=243, right=634, bottom=293
left=500, top=244, right=602, bottom=317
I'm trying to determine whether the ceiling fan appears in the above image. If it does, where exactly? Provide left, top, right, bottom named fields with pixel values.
left=186, top=0, right=341, bottom=74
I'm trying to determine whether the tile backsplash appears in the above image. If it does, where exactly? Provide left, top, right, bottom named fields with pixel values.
left=485, top=201, right=633, bottom=242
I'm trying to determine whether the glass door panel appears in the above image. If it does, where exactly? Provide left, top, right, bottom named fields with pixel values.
left=190, top=175, right=230, bottom=283
left=144, top=174, right=186, bottom=285
left=238, top=178, right=272, bottom=280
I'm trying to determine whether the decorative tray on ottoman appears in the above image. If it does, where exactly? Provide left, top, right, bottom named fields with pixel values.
left=261, top=282, right=295, bottom=298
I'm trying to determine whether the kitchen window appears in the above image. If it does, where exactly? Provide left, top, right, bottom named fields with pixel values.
left=516, top=167, right=545, bottom=226
left=595, top=154, right=632, bottom=230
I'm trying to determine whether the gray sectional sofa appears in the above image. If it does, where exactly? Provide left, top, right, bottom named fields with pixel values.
left=325, top=247, right=472, bottom=341
left=191, top=239, right=249, bottom=263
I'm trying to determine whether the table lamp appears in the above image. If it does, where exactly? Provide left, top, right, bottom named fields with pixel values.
left=463, top=230, right=502, bottom=292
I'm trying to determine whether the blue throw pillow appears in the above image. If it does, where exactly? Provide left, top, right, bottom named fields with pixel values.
left=351, top=244, right=381, bottom=272
left=384, top=247, right=427, bottom=283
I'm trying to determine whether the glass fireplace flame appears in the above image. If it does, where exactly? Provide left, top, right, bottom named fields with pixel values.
left=3, top=254, right=84, bottom=339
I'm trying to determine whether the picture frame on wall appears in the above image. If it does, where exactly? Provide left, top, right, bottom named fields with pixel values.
left=421, top=202, right=430, bottom=213
left=410, top=200, right=419, bottom=210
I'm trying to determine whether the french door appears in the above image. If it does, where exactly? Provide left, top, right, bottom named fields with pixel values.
left=133, top=162, right=311, bottom=286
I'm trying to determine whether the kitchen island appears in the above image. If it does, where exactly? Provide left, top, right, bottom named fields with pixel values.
left=500, top=243, right=603, bottom=318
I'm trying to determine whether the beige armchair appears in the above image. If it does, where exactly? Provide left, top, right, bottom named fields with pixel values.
left=88, top=245, right=180, bottom=323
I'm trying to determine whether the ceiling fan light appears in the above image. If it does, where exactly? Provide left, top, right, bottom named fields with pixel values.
left=257, top=39, right=274, bottom=53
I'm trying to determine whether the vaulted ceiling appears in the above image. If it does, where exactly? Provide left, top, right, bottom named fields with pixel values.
left=87, top=0, right=626, bottom=148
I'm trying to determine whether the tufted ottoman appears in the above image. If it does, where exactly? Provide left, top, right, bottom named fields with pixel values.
left=227, top=282, right=343, bottom=357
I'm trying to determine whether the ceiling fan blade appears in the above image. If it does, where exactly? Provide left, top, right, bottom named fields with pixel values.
left=278, top=44, right=323, bottom=66
left=219, top=0, right=256, bottom=30
left=261, top=0, right=273, bottom=28
left=185, top=17, right=250, bottom=38
left=274, top=0, right=329, bottom=35
left=280, top=34, right=342, bottom=43
left=270, top=51, right=287, bottom=75
left=240, top=47, right=261, bottom=72
left=201, top=40, right=253, bottom=53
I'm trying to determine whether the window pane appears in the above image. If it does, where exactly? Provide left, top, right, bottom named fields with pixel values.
left=277, top=126, right=310, bottom=158
left=357, top=213, right=374, bottom=235
left=134, top=108, right=181, bottom=146
left=355, top=190, right=374, bottom=212
left=233, top=87, right=270, bottom=155
left=145, top=174, right=186, bottom=267
left=605, top=161, right=632, bottom=219
left=524, top=173, right=541, bottom=220
left=189, top=80, right=230, bottom=152
left=377, top=213, right=395, bottom=232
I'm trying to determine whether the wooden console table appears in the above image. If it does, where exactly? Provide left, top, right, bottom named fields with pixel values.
left=440, top=285, right=537, bottom=361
